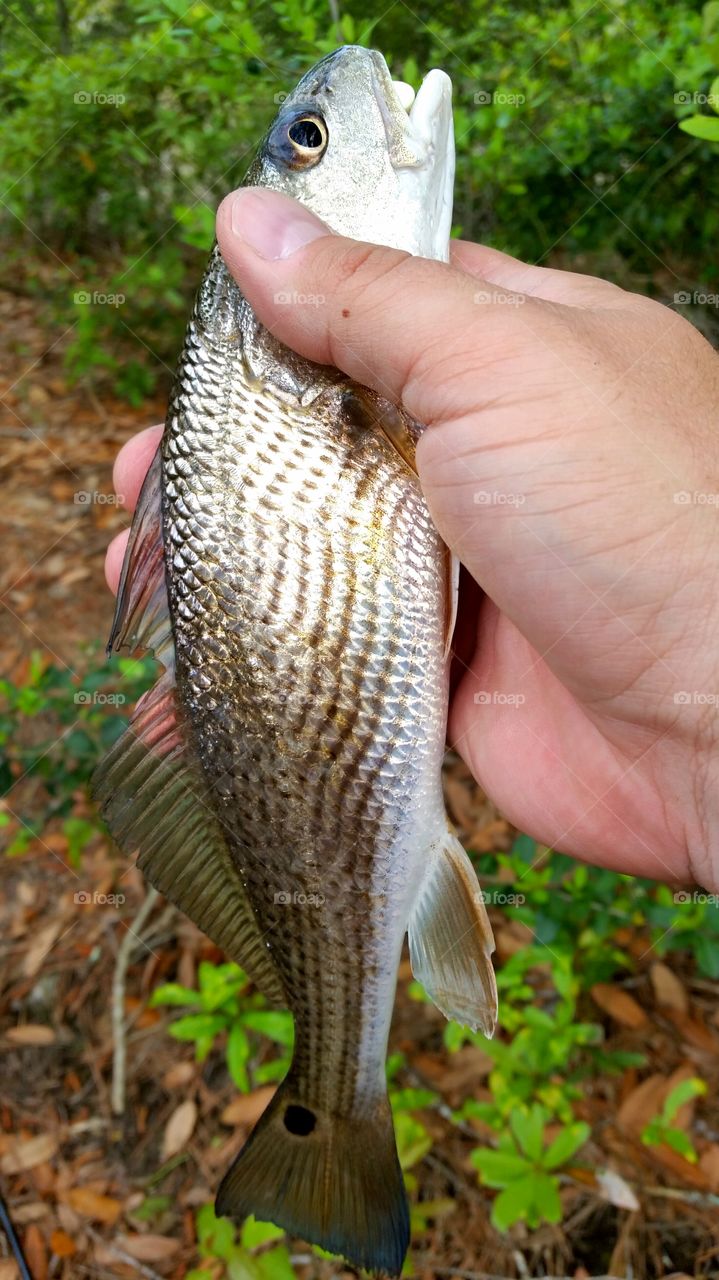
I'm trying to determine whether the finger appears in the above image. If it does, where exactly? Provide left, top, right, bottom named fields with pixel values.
left=216, top=188, right=539, bottom=428
left=113, top=423, right=163, bottom=512
left=451, top=239, right=627, bottom=306
left=105, top=528, right=129, bottom=596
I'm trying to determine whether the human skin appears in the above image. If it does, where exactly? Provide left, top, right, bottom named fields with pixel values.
left=106, top=188, right=719, bottom=892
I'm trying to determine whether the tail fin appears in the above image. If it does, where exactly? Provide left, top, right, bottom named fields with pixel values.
left=216, top=1077, right=409, bottom=1276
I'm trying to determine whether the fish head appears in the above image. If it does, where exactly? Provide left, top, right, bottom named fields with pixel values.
left=247, top=45, right=454, bottom=262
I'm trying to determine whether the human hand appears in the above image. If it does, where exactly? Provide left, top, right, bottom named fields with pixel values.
left=107, top=187, right=719, bottom=891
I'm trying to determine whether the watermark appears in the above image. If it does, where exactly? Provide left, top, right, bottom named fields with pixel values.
left=74, top=490, right=125, bottom=506
left=74, top=690, right=126, bottom=705
left=673, top=490, right=719, bottom=506
left=74, top=290, right=125, bottom=307
left=474, top=690, right=526, bottom=707
left=474, top=89, right=526, bottom=107
left=674, top=290, right=719, bottom=306
left=674, top=90, right=719, bottom=108
left=673, top=890, right=719, bottom=906
left=74, top=90, right=126, bottom=106
left=474, top=289, right=525, bottom=306
left=673, top=690, right=719, bottom=706
left=273, top=91, right=290, bottom=104
left=475, top=889, right=526, bottom=906
left=273, top=290, right=326, bottom=307
left=74, top=890, right=126, bottom=906
left=474, top=490, right=526, bottom=507
left=274, top=890, right=325, bottom=907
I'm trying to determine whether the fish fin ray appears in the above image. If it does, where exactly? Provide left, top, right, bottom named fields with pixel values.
left=445, top=550, right=460, bottom=661
left=408, top=829, right=497, bottom=1035
left=108, top=445, right=173, bottom=667
left=93, top=665, right=285, bottom=1008
left=216, top=1078, right=409, bottom=1276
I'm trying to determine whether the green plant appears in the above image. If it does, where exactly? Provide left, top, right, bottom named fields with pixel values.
left=0, top=651, right=155, bottom=857
left=472, top=1103, right=590, bottom=1231
left=641, top=1077, right=707, bottom=1163
left=188, top=1204, right=295, bottom=1280
left=150, top=962, right=294, bottom=1089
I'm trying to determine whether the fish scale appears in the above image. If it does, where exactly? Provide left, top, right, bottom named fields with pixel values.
left=94, top=45, right=497, bottom=1276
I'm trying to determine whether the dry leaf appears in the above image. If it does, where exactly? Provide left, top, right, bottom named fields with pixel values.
left=649, top=962, right=688, bottom=1013
left=5, top=1025, right=56, bottom=1046
left=221, top=1087, right=276, bottom=1128
left=23, top=1224, right=47, bottom=1280
left=161, top=1062, right=195, bottom=1090
left=0, top=1261, right=20, bottom=1280
left=63, top=1187, right=123, bottom=1224
left=49, top=1230, right=76, bottom=1258
left=699, top=1145, right=719, bottom=1191
left=597, top=1167, right=640, bottom=1211
left=591, top=983, right=647, bottom=1028
left=23, top=921, right=64, bottom=978
left=13, top=1204, right=49, bottom=1225
left=115, top=1234, right=180, bottom=1262
left=664, top=1009, right=719, bottom=1053
left=162, top=1099, right=197, bottom=1159
left=1, top=1133, right=58, bottom=1174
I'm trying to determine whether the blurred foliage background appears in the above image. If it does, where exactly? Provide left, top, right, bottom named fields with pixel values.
left=1, top=0, right=718, bottom=400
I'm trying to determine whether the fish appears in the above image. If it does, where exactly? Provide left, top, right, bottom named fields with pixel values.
left=93, top=45, right=497, bottom=1277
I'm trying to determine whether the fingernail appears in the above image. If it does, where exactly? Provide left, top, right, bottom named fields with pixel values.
left=229, top=188, right=330, bottom=260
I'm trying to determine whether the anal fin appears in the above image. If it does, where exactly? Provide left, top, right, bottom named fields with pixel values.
left=408, top=830, right=497, bottom=1035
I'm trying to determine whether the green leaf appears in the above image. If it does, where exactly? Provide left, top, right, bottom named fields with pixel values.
left=241, top=1217, right=286, bottom=1248
left=531, top=1170, right=562, bottom=1223
left=226, top=1023, right=251, bottom=1092
left=472, top=1148, right=531, bottom=1188
left=680, top=115, right=719, bottom=141
left=543, top=1121, right=591, bottom=1170
left=490, top=1173, right=537, bottom=1229
left=241, top=1011, right=294, bottom=1047
left=169, top=1013, right=226, bottom=1042
left=662, top=1128, right=698, bottom=1162
left=150, top=983, right=200, bottom=1008
left=510, top=1104, right=545, bottom=1162
left=662, top=1077, right=706, bottom=1123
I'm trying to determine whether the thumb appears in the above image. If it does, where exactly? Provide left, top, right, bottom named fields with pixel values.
left=216, top=187, right=528, bottom=427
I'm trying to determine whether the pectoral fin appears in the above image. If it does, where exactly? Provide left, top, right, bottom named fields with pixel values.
left=408, top=830, right=497, bottom=1035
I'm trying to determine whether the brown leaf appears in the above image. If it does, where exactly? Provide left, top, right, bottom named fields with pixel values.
left=23, top=1224, right=47, bottom=1280
left=63, top=1187, right=123, bottom=1224
left=115, top=1234, right=181, bottom=1262
left=162, top=1099, right=197, bottom=1159
left=221, top=1087, right=276, bottom=1128
left=49, top=1230, right=76, bottom=1258
left=162, top=1062, right=196, bottom=1089
left=649, top=962, right=688, bottom=1013
left=0, top=1133, right=58, bottom=1174
left=5, top=1025, right=56, bottom=1046
left=699, top=1145, right=719, bottom=1191
left=618, top=1064, right=700, bottom=1135
left=22, top=921, right=65, bottom=978
left=0, top=1262, right=20, bottom=1279
left=591, top=982, right=647, bottom=1028
left=664, top=1009, right=719, bottom=1053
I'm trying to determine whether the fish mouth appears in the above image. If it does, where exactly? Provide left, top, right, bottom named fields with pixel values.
left=369, top=50, right=455, bottom=262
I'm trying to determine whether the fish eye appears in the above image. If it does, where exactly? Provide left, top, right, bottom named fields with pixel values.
left=287, top=114, right=328, bottom=159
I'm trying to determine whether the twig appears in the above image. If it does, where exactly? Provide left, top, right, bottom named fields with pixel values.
left=111, top=887, right=160, bottom=1115
left=86, top=1226, right=165, bottom=1280
left=0, top=1189, right=33, bottom=1280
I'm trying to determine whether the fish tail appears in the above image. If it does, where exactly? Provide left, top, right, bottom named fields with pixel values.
left=216, top=1075, right=409, bottom=1276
